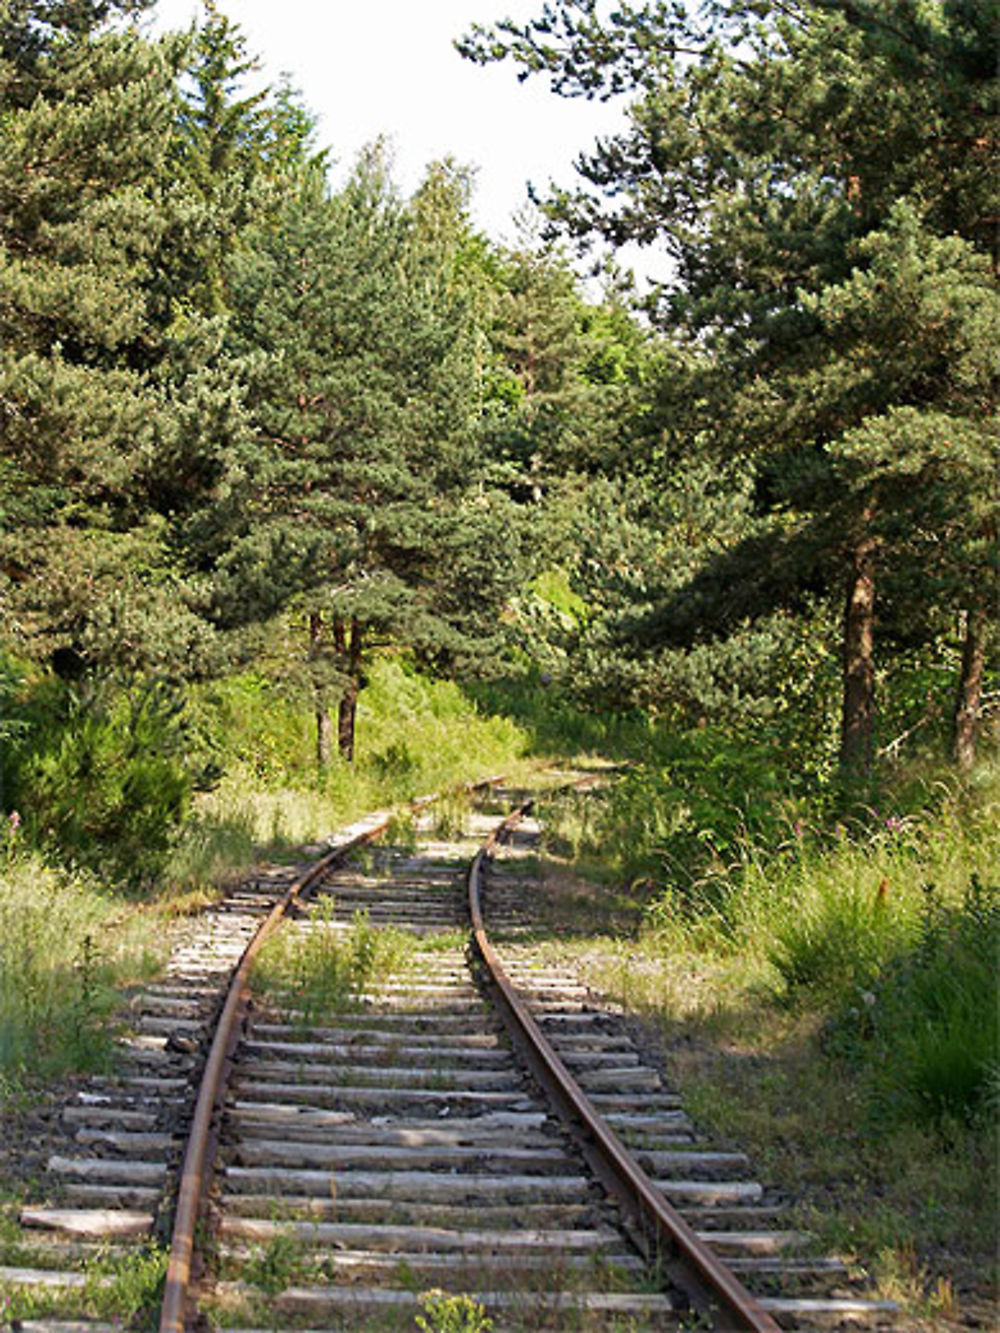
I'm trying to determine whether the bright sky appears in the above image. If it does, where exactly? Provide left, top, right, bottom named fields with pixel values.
left=147, top=0, right=656, bottom=281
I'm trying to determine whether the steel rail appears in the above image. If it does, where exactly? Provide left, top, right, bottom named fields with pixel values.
left=159, top=776, right=505, bottom=1333
left=468, top=800, right=783, bottom=1333
left=157, top=813, right=392, bottom=1333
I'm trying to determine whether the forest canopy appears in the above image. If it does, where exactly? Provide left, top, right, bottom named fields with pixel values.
left=0, top=0, right=997, bottom=880
left=461, top=0, right=999, bottom=771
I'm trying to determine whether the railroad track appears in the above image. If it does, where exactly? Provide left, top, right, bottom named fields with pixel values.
left=2, top=779, right=902, bottom=1331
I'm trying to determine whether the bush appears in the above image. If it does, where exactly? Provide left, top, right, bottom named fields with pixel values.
left=543, top=725, right=819, bottom=904
left=470, top=671, right=649, bottom=759
left=735, top=765, right=1000, bottom=1130
left=6, top=673, right=197, bottom=888
left=863, top=876, right=1000, bottom=1125
left=186, top=674, right=316, bottom=785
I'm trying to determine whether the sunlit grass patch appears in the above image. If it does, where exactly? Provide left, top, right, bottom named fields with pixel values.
left=250, top=902, right=414, bottom=1021
left=0, top=852, right=165, bottom=1077
left=428, top=792, right=470, bottom=842
left=170, top=659, right=538, bottom=894
left=0, top=1240, right=166, bottom=1326
left=416, top=928, right=469, bottom=953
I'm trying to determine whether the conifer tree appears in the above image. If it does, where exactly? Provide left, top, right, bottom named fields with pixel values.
left=223, top=149, right=522, bottom=763
left=462, top=0, right=999, bottom=769
left=0, top=2, right=305, bottom=680
left=165, top=1, right=317, bottom=317
left=0, top=0, right=194, bottom=673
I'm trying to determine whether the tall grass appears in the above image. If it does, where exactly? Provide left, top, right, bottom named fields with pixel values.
left=694, top=766, right=998, bottom=1126
left=170, top=659, right=533, bottom=888
left=0, top=851, right=164, bottom=1078
left=864, top=875, right=999, bottom=1125
left=733, top=773, right=1000, bottom=985
left=536, top=723, right=831, bottom=902
left=544, top=748, right=1000, bottom=1130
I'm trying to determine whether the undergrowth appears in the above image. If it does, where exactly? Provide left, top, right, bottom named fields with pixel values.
left=0, top=1240, right=167, bottom=1325
left=0, top=850, right=164, bottom=1078
left=169, top=659, right=532, bottom=890
left=0, top=655, right=533, bottom=1085
left=2, top=668, right=202, bottom=890
left=544, top=753, right=1000, bottom=1131
left=250, top=901, right=413, bottom=1020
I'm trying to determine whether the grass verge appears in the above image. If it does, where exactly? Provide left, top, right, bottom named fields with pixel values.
left=0, top=850, right=166, bottom=1080
left=532, top=758, right=999, bottom=1331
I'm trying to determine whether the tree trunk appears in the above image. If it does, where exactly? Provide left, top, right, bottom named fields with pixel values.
left=310, top=612, right=333, bottom=769
left=840, top=533, right=877, bottom=772
left=954, top=606, right=986, bottom=771
left=338, top=681, right=358, bottom=762
left=316, top=706, right=334, bottom=769
left=334, top=617, right=363, bottom=762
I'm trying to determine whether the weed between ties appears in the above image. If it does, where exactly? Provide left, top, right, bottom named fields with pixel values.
left=250, top=900, right=414, bottom=1021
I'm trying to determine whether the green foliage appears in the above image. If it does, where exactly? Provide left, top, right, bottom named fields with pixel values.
left=0, top=0, right=992, bottom=1042
left=358, top=660, right=526, bottom=789
left=187, top=672, right=316, bottom=786
left=6, top=674, right=197, bottom=887
left=242, top=1231, right=305, bottom=1297
left=190, top=656, right=527, bottom=796
left=767, top=871, right=914, bottom=1000
left=0, top=0, right=224, bottom=675
left=638, top=755, right=1000, bottom=1131
left=548, top=746, right=999, bottom=1156
left=0, top=851, right=163, bottom=1075
left=541, top=722, right=833, bottom=905
left=835, top=876, right=1000, bottom=1127
left=83, top=1241, right=168, bottom=1324
left=165, top=656, right=533, bottom=892
left=219, top=146, right=527, bottom=761
left=482, top=237, right=650, bottom=487
left=462, top=0, right=999, bottom=772
left=416, top=1289, right=493, bottom=1333
left=0, top=1238, right=167, bottom=1326
left=251, top=902, right=412, bottom=1022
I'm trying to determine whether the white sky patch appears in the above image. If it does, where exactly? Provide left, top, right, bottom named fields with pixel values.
left=147, top=0, right=669, bottom=290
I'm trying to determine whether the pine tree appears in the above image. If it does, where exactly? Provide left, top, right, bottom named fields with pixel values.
left=223, top=149, right=522, bottom=763
left=0, top=2, right=311, bottom=680
left=462, top=0, right=999, bottom=769
left=165, top=0, right=308, bottom=318
left=0, top=0, right=194, bottom=673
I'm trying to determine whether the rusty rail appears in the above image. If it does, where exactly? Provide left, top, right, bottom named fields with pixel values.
left=159, top=776, right=505, bottom=1333
left=468, top=799, right=783, bottom=1333
left=158, top=811, right=393, bottom=1333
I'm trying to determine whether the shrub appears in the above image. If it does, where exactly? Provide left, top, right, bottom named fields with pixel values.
left=543, top=726, right=816, bottom=903
left=186, top=674, right=316, bottom=785
left=7, top=674, right=197, bottom=888
left=864, top=876, right=1000, bottom=1125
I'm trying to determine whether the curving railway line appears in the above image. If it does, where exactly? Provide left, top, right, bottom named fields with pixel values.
left=3, top=777, right=903, bottom=1331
